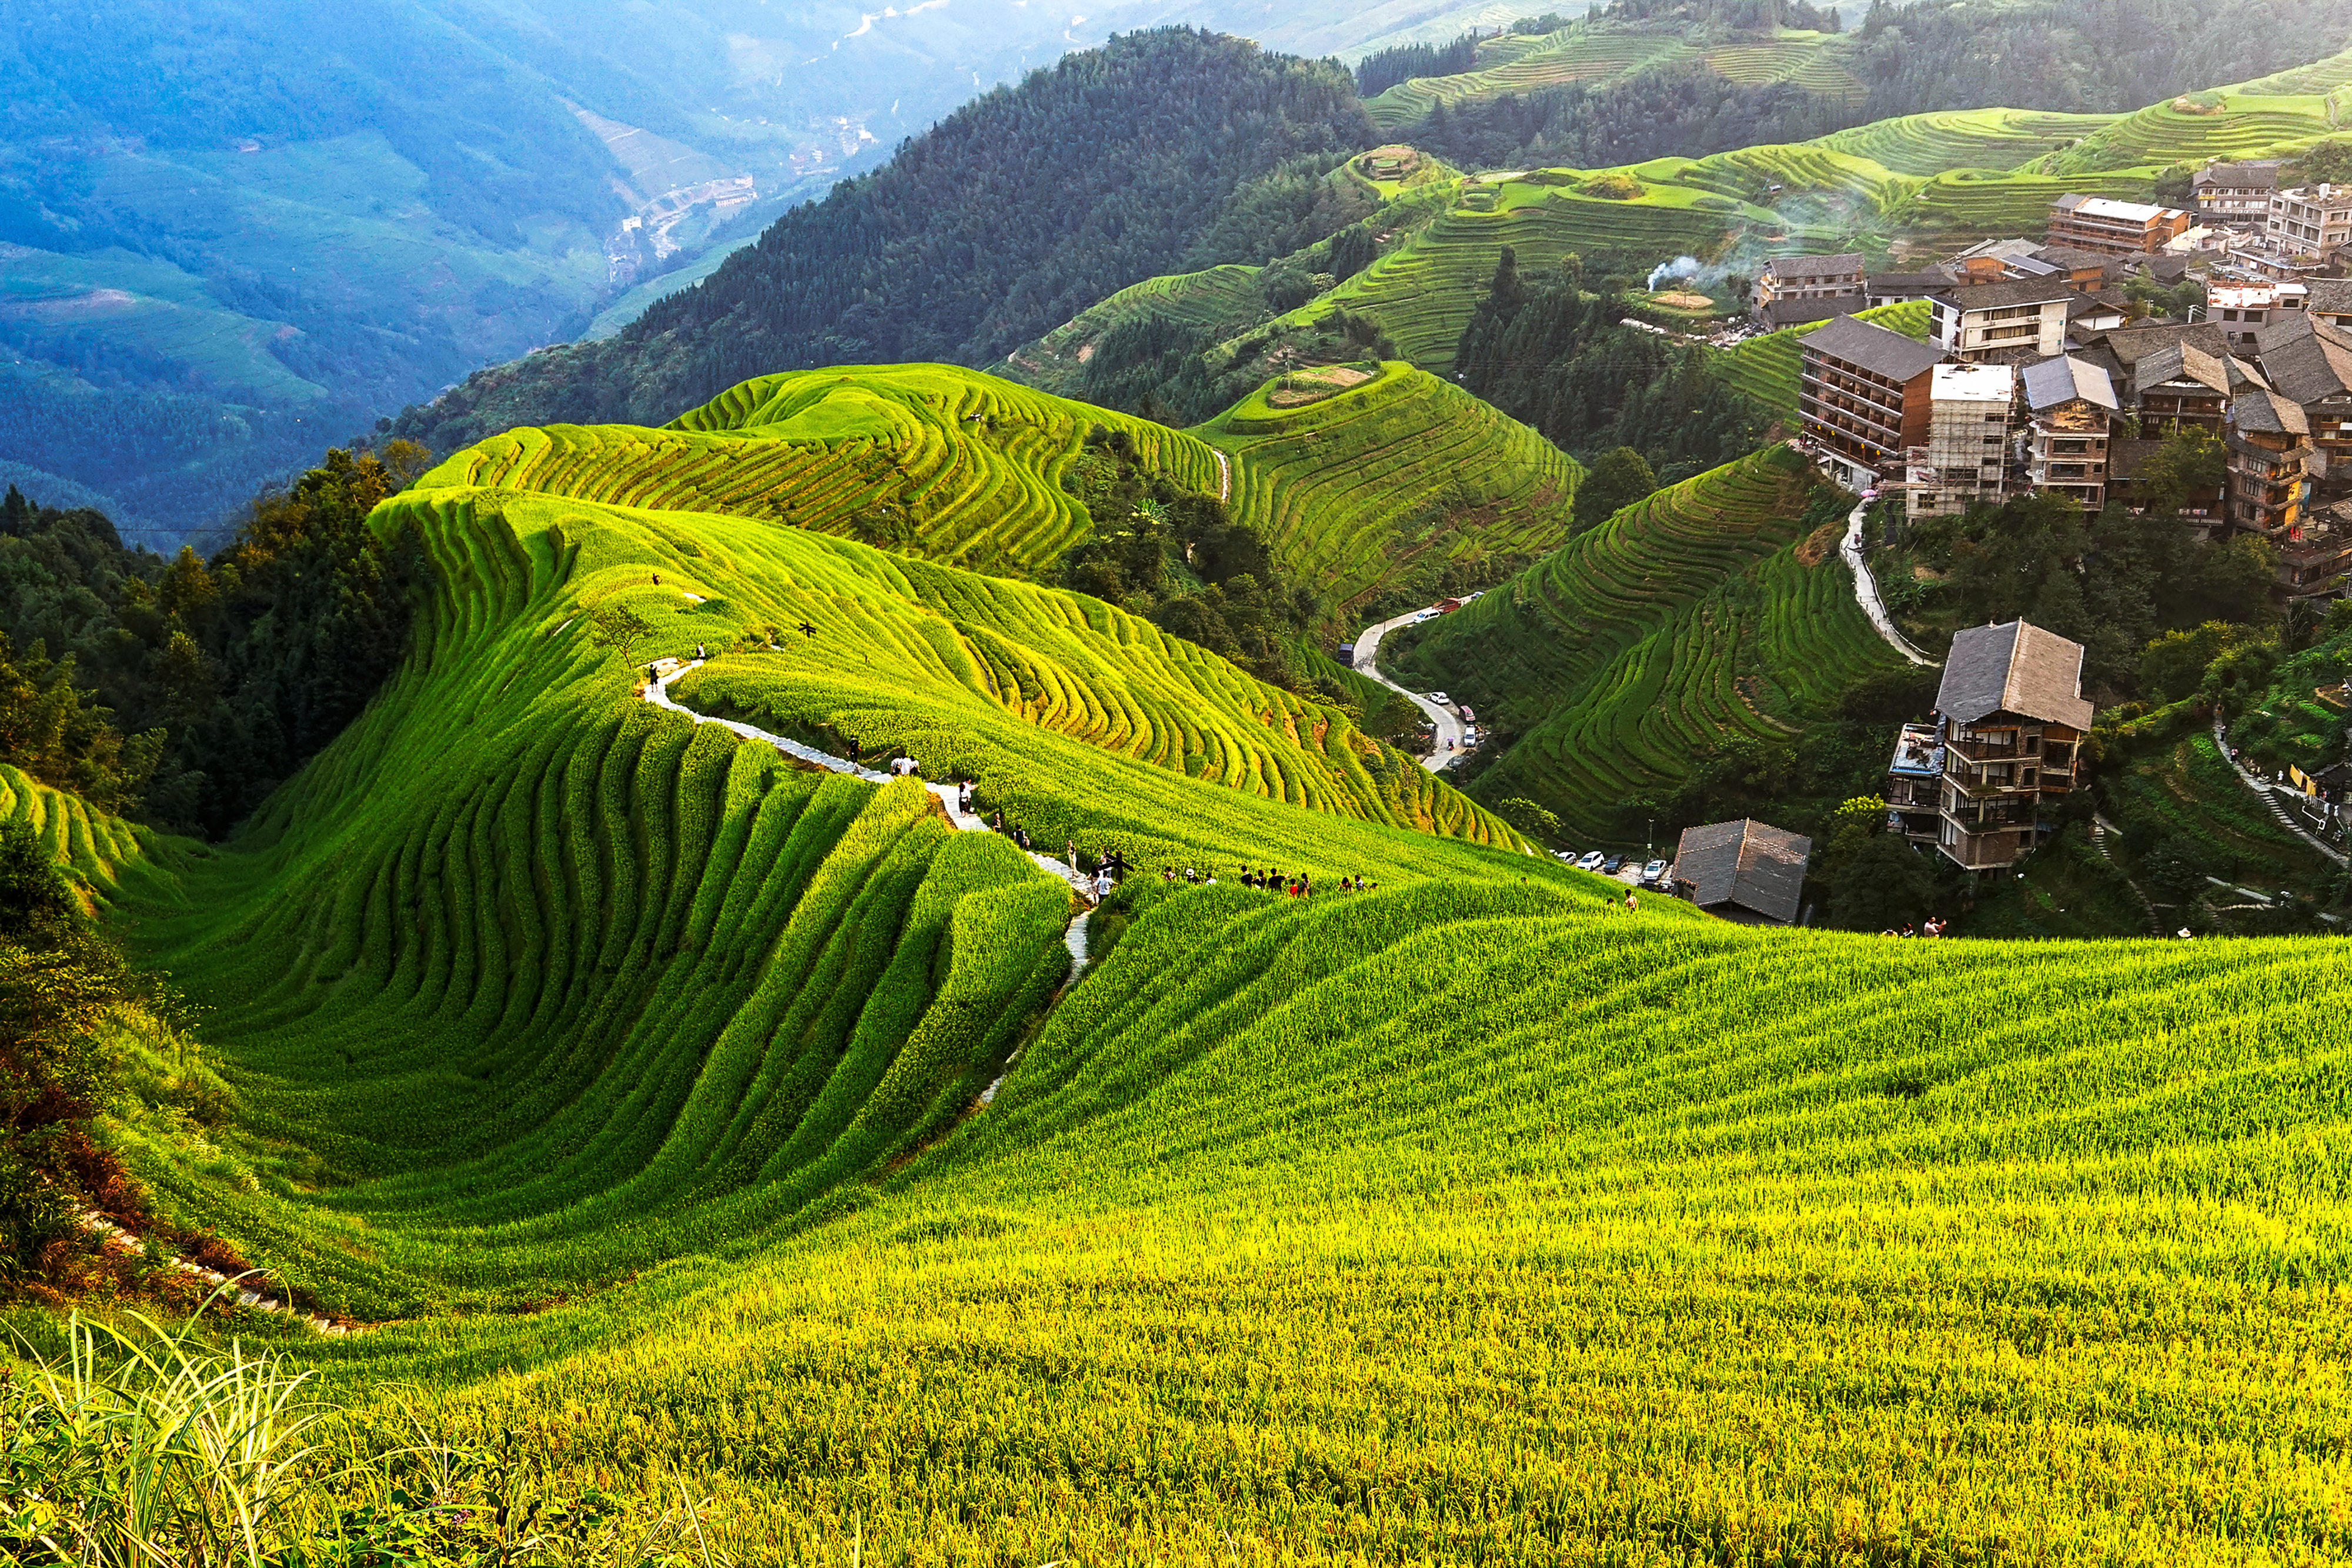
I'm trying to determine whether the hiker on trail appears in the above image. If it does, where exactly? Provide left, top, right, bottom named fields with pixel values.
left=1066, top=838, right=1078, bottom=872
left=696, top=643, right=706, bottom=661
left=991, top=809, right=1004, bottom=833
left=891, top=754, right=920, bottom=778
left=1015, top=826, right=1031, bottom=850
left=1092, top=868, right=1112, bottom=902
left=959, top=781, right=975, bottom=814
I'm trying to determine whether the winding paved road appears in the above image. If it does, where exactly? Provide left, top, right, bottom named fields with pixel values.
left=1350, top=610, right=1465, bottom=771
left=1841, top=499, right=1937, bottom=667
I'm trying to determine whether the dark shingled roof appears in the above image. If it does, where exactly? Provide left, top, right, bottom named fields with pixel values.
left=2107, top=437, right=2165, bottom=481
left=2233, top=387, right=2310, bottom=436
left=1760, top=297, right=1850, bottom=329
left=2253, top=311, right=2352, bottom=403
left=2092, top=321, right=2230, bottom=367
left=1672, top=819, right=1812, bottom=925
left=2308, top=278, right=2352, bottom=315
left=1936, top=620, right=2093, bottom=731
left=1801, top=314, right=1945, bottom=382
left=2132, top=340, right=2232, bottom=395
left=1765, top=252, right=1864, bottom=280
left=2032, top=245, right=2112, bottom=270
left=2194, top=160, right=2282, bottom=189
left=2023, top=355, right=2119, bottom=412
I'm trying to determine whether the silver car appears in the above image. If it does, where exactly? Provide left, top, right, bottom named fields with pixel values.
left=1576, top=850, right=1607, bottom=872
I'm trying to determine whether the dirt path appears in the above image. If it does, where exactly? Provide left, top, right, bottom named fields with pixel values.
left=79, top=1211, right=352, bottom=1336
left=1214, top=449, right=1231, bottom=503
left=1841, top=500, right=1937, bottom=667
left=1349, top=610, right=1463, bottom=773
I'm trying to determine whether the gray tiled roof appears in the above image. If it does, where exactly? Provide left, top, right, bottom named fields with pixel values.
left=2307, top=278, right=2352, bottom=315
left=1765, top=252, right=1865, bottom=280
left=2022, top=355, right=2119, bottom=412
left=2130, top=340, right=2231, bottom=396
left=2092, top=321, right=2230, bottom=368
left=1672, top=819, right=1812, bottom=925
left=1801, top=314, right=1945, bottom=382
left=2233, top=387, right=2310, bottom=435
left=1760, top=297, right=1850, bottom=329
left=2253, top=311, right=2352, bottom=403
left=2194, top=160, right=2282, bottom=189
left=1936, top=620, right=2093, bottom=730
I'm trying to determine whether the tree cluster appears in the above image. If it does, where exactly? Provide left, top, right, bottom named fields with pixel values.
left=1055, top=427, right=1322, bottom=689
left=0, top=447, right=429, bottom=838
left=1897, top=480, right=2276, bottom=703
left=1455, top=250, right=1772, bottom=487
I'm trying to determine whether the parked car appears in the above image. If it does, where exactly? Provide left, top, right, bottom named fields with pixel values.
left=1602, top=855, right=1625, bottom=875
left=1641, top=858, right=1668, bottom=885
left=1555, top=849, right=1578, bottom=861
left=1426, top=691, right=1451, bottom=706
left=1576, top=851, right=1606, bottom=872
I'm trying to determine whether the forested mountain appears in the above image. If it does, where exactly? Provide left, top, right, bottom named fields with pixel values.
left=391, top=31, right=1379, bottom=456
left=0, top=1, right=1459, bottom=545
left=1398, top=0, right=2352, bottom=171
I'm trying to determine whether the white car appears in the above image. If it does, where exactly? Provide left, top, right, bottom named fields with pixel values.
left=1576, top=851, right=1607, bottom=872
left=1642, top=858, right=1669, bottom=884
left=1426, top=691, right=1451, bottom=706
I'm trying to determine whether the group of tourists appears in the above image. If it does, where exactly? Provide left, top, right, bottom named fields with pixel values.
left=1208, top=868, right=1373, bottom=896
left=1880, top=918, right=1951, bottom=938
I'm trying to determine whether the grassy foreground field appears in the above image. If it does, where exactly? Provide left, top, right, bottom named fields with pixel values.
left=19, top=384, right=2352, bottom=1563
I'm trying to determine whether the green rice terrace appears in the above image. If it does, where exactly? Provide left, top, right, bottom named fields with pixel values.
left=1361, top=22, right=1865, bottom=128
left=6, top=368, right=2352, bottom=1561
left=1191, top=360, right=1585, bottom=615
left=1387, top=445, right=1907, bottom=837
left=1107, top=47, right=2352, bottom=386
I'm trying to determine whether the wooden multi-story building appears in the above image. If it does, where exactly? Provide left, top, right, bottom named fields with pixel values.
left=2020, top=355, right=2118, bottom=509
left=1926, top=620, right=2094, bottom=871
left=2193, top=159, right=2283, bottom=224
left=2125, top=340, right=2234, bottom=435
left=2047, top=194, right=2193, bottom=256
left=1799, top=315, right=1945, bottom=490
left=2224, top=387, right=2313, bottom=537
left=2251, top=311, right=2352, bottom=472
left=1927, top=279, right=2073, bottom=363
left=1753, top=253, right=1866, bottom=319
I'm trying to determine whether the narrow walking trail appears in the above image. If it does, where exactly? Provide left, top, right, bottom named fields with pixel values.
left=1348, top=611, right=1464, bottom=772
left=644, top=659, right=1102, bottom=902
left=1214, top=449, right=1231, bottom=503
left=79, top=1211, right=352, bottom=1335
left=2212, top=717, right=2349, bottom=867
left=1842, top=500, right=1937, bottom=667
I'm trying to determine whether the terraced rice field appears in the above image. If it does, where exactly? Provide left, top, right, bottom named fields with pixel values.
left=1711, top=299, right=1932, bottom=420
left=1390, top=446, right=1901, bottom=835
left=1815, top=108, right=2116, bottom=178
left=1305, top=186, right=1762, bottom=368
left=1192, top=362, right=1583, bottom=613
left=36, top=369, right=2352, bottom=1563
left=2040, top=93, right=2342, bottom=178
left=111, top=470, right=1537, bottom=1315
left=1362, top=27, right=1700, bottom=128
left=1004, top=264, right=1271, bottom=398
left=421, top=363, right=1223, bottom=580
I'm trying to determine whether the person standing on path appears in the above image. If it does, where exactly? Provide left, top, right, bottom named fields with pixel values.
left=1066, top=837, right=1078, bottom=873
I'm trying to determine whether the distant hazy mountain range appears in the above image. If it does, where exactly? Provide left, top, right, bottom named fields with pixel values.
left=0, top=0, right=1505, bottom=541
